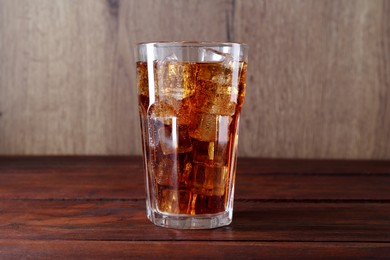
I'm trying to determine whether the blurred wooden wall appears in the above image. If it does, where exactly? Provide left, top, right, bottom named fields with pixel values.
left=0, top=0, right=389, bottom=158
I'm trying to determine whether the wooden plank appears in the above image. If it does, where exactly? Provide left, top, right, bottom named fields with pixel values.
left=0, top=200, right=389, bottom=242
left=237, top=158, right=390, bottom=175
left=3, top=168, right=390, bottom=201
left=235, top=0, right=390, bottom=159
left=0, top=156, right=142, bottom=171
left=1, top=170, right=390, bottom=200
left=2, top=157, right=390, bottom=174
left=0, top=0, right=133, bottom=155
left=0, top=240, right=389, bottom=259
left=0, top=0, right=230, bottom=155
left=1, top=0, right=389, bottom=159
left=1, top=157, right=389, bottom=200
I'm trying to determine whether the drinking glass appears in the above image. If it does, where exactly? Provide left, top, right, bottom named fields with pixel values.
left=136, top=42, right=248, bottom=229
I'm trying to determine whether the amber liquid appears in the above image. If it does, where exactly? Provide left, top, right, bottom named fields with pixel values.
left=137, top=60, right=247, bottom=215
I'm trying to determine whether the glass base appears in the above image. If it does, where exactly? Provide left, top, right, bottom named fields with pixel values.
left=146, top=207, right=232, bottom=229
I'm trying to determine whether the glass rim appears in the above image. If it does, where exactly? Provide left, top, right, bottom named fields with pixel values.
left=136, top=41, right=248, bottom=49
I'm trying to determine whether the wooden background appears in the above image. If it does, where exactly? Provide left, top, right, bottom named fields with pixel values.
left=0, top=0, right=389, bottom=159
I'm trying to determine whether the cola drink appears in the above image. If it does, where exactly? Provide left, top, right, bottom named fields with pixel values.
left=136, top=42, right=247, bottom=229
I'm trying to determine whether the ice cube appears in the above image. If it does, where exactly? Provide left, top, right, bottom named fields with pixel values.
left=146, top=117, right=164, bottom=149
left=199, top=48, right=229, bottom=63
left=157, top=188, right=192, bottom=214
left=189, top=113, right=232, bottom=142
left=158, top=124, right=192, bottom=155
left=152, top=152, right=192, bottom=187
left=148, top=101, right=177, bottom=126
left=155, top=56, right=196, bottom=100
left=197, top=61, right=234, bottom=88
left=194, top=50, right=242, bottom=115
left=192, top=88, right=237, bottom=115
left=194, top=194, right=226, bottom=214
left=155, top=157, right=177, bottom=186
left=198, top=48, right=241, bottom=88
left=162, top=97, right=192, bottom=125
left=191, top=163, right=229, bottom=196
left=192, top=139, right=228, bottom=167
left=148, top=98, right=191, bottom=126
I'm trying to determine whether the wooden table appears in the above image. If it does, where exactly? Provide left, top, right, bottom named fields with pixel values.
left=1, top=157, right=390, bottom=258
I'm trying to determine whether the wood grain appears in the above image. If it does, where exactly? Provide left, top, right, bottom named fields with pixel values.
left=235, top=0, right=390, bottom=159
left=0, top=0, right=230, bottom=155
left=1, top=0, right=390, bottom=158
left=3, top=171, right=390, bottom=200
left=1, top=199, right=390, bottom=242
left=2, top=156, right=390, bottom=174
left=1, top=156, right=390, bottom=257
left=1, top=157, right=390, bottom=200
left=1, top=241, right=390, bottom=259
